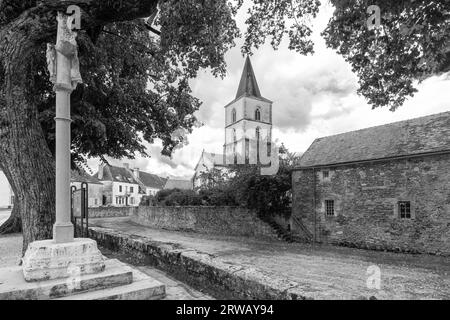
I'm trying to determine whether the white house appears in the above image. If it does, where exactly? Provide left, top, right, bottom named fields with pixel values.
left=95, top=163, right=142, bottom=207
left=0, top=170, right=14, bottom=209
left=95, top=163, right=167, bottom=206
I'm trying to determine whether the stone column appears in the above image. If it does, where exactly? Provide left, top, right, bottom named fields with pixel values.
left=53, top=51, right=73, bottom=243
left=20, top=12, right=105, bottom=282
left=50, top=13, right=83, bottom=243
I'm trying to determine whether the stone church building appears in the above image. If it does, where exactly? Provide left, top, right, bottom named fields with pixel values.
left=292, top=111, right=450, bottom=256
left=193, top=57, right=273, bottom=188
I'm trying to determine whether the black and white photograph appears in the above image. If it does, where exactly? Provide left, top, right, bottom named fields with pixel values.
left=0, top=0, right=449, bottom=310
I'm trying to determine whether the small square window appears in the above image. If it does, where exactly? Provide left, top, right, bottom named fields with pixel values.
left=325, top=200, right=335, bottom=216
left=323, top=171, right=329, bottom=179
left=398, top=201, right=411, bottom=219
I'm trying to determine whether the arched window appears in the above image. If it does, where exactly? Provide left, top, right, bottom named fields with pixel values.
left=255, top=108, right=261, bottom=121
left=232, top=109, right=236, bottom=123
left=255, top=127, right=260, bottom=141
left=233, top=128, right=237, bottom=142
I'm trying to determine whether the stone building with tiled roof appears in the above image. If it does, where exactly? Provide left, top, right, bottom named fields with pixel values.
left=292, top=111, right=450, bottom=256
left=132, top=170, right=167, bottom=196
left=193, top=57, right=273, bottom=188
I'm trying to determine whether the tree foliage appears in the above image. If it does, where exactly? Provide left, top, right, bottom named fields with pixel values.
left=194, top=144, right=301, bottom=215
left=323, top=0, right=450, bottom=110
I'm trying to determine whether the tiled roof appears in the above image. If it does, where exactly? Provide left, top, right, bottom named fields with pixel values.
left=71, top=169, right=103, bottom=185
left=164, top=178, right=193, bottom=190
left=138, top=171, right=167, bottom=189
left=236, top=56, right=262, bottom=100
left=94, top=165, right=138, bottom=184
left=298, top=111, right=450, bottom=168
left=194, top=150, right=224, bottom=172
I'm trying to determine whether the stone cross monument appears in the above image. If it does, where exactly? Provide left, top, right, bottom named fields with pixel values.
left=21, top=12, right=104, bottom=282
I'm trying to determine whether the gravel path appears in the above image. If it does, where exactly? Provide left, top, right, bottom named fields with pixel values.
left=89, top=217, right=450, bottom=300
left=0, top=234, right=22, bottom=267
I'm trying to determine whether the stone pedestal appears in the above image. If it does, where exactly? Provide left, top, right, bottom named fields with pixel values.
left=0, top=259, right=166, bottom=300
left=22, top=238, right=105, bottom=282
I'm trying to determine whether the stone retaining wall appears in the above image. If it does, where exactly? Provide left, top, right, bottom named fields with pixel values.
left=81, top=225, right=312, bottom=300
left=130, top=206, right=278, bottom=240
left=89, top=206, right=135, bottom=218
left=89, top=206, right=278, bottom=240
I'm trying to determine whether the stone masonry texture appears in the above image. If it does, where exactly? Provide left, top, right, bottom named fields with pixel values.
left=90, top=206, right=279, bottom=241
left=292, top=154, right=450, bottom=256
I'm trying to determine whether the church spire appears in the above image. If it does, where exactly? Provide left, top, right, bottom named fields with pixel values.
left=236, top=56, right=262, bottom=100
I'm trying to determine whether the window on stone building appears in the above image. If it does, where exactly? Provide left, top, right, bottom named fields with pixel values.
left=323, top=170, right=329, bottom=179
left=119, top=185, right=122, bottom=192
left=232, top=109, right=236, bottom=123
left=398, top=201, right=411, bottom=219
left=255, top=108, right=261, bottom=121
left=130, top=186, right=134, bottom=193
left=325, top=200, right=335, bottom=216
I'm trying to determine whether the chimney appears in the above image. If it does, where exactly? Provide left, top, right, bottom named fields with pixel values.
left=123, top=163, right=130, bottom=170
left=133, top=168, right=140, bottom=179
left=98, top=163, right=105, bottom=180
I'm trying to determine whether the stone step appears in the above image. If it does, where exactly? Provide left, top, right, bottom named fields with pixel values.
left=0, top=259, right=133, bottom=300
left=56, top=276, right=165, bottom=300
left=0, top=259, right=165, bottom=300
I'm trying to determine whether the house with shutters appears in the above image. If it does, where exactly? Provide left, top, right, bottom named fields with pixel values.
left=95, top=163, right=167, bottom=206
left=291, top=111, right=450, bottom=256
left=95, top=163, right=143, bottom=207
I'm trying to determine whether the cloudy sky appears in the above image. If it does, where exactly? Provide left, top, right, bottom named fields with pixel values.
left=88, top=2, right=450, bottom=179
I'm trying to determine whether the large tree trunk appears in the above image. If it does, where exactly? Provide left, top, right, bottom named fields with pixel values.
left=0, top=0, right=158, bottom=254
left=0, top=30, right=56, bottom=254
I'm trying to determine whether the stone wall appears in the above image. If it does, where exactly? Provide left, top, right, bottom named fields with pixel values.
left=292, top=154, right=450, bottom=256
left=82, top=226, right=313, bottom=300
left=131, top=206, right=278, bottom=240
left=89, top=206, right=135, bottom=218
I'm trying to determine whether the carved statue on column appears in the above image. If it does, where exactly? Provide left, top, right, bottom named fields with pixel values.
left=46, top=12, right=83, bottom=90
left=46, top=44, right=57, bottom=83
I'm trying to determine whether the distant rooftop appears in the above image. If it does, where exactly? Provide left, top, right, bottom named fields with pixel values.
left=71, top=169, right=102, bottom=185
left=164, top=178, right=193, bottom=190
left=138, top=171, right=167, bottom=189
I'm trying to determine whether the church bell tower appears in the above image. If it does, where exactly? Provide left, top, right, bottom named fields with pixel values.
left=223, top=56, right=273, bottom=164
